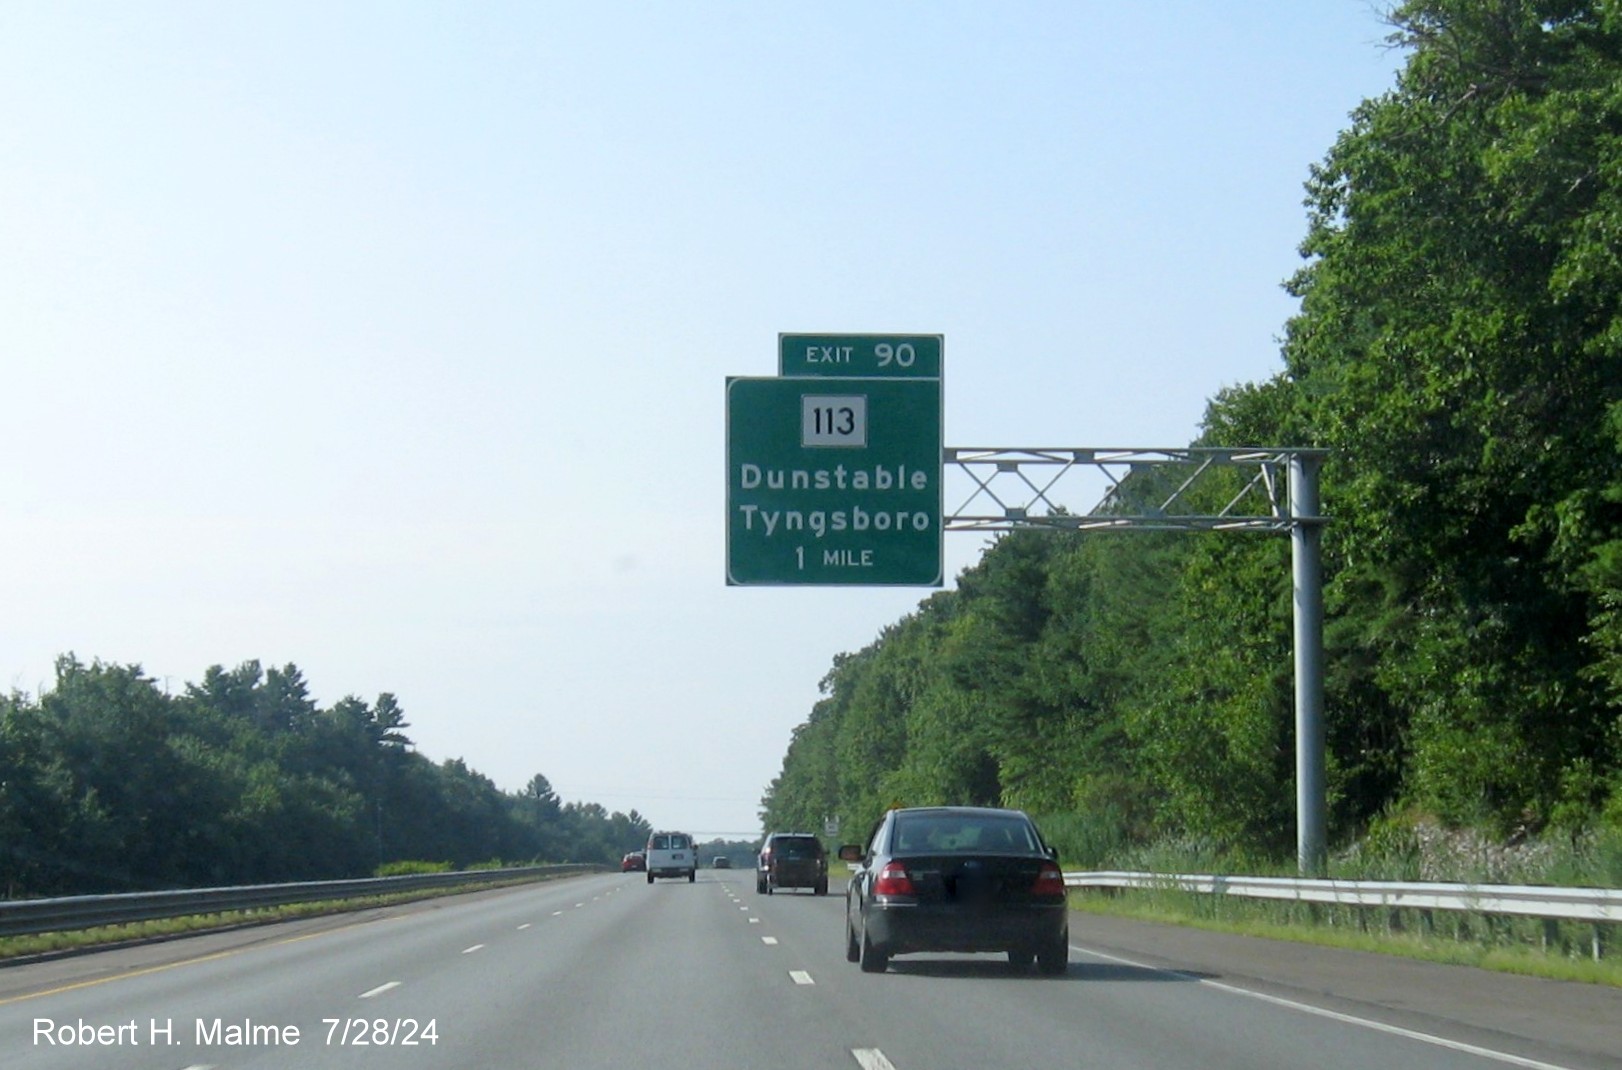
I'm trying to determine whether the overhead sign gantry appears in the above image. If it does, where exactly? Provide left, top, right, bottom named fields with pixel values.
left=724, top=333, right=1329, bottom=874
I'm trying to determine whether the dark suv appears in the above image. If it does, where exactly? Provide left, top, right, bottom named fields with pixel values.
left=757, top=833, right=828, bottom=895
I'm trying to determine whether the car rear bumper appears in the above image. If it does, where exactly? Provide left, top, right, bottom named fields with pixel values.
left=865, top=900, right=1068, bottom=955
left=770, top=862, right=825, bottom=888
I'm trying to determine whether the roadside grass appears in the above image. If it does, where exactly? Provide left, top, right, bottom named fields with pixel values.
left=1040, top=814, right=1622, bottom=988
left=0, top=875, right=559, bottom=963
left=1068, top=890, right=1622, bottom=988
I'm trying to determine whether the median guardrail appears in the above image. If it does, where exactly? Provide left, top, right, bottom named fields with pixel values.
left=1066, top=870, right=1622, bottom=959
left=0, top=864, right=601, bottom=939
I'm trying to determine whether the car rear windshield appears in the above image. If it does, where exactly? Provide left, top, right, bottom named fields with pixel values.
left=649, top=834, right=689, bottom=850
left=891, top=813, right=1041, bottom=854
left=772, top=837, right=820, bottom=858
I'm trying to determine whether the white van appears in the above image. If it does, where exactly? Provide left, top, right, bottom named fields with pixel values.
left=644, top=831, right=696, bottom=883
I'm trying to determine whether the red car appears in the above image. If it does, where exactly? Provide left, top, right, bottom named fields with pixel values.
left=621, top=851, right=646, bottom=872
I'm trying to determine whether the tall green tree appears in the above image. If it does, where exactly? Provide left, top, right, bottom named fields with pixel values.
left=1283, top=0, right=1622, bottom=829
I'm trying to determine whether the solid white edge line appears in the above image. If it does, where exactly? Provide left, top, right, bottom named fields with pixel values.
left=358, top=982, right=400, bottom=999
left=1074, top=945, right=1583, bottom=1070
left=852, top=1048, right=898, bottom=1070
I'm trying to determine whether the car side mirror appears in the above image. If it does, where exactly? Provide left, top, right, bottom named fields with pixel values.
left=1047, top=846, right=1060, bottom=862
left=837, top=844, right=864, bottom=863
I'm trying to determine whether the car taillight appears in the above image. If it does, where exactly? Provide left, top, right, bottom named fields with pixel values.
left=1031, top=862, right=1066, bottom=897
left=873, top=861, right=916, bottom=897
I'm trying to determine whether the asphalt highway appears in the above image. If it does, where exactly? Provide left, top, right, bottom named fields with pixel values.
left=1, top=870, right=1616, bottom=1069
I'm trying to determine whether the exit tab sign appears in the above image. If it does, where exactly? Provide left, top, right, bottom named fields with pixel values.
left=779, top=333, right=942, bottom=379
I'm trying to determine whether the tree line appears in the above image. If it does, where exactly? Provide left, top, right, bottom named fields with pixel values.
left=760, top=0, right=1622, bottom=865
left=1, top=656, right=651, bottom=897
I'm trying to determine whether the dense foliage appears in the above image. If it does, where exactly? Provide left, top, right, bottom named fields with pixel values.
left=0, top=656, right=650, bottom=897
left=761, top=0, right=1622, bottom=863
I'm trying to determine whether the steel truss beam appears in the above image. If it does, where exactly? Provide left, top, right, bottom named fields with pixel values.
left=942, top=446, right=1328, bottom=532
left=942, top=446, right=1330, bottom=875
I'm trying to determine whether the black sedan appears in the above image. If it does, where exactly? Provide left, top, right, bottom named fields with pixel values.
left=840, top=806, right=1069, bottom=975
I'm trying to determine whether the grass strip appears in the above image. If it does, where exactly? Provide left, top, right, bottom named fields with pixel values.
left=1071, top=891, right=1622, bottom=987
left=0, top=875, right=556, bottom=962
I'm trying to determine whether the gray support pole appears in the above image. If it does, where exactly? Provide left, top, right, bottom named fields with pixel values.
left=1290, top=453, right=1327, bottom=876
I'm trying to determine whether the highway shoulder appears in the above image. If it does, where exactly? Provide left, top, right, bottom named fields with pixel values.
left=1067, top=910, right=1621, bottom=1069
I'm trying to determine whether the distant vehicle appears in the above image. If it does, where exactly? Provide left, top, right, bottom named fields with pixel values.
left=840, top=806, right=1068, bottom=975
left=644, top=831, right=696, bottom=883
left=621, top=851, right=645, bottom=873
left=712, top=855, right=733, bottom=869
left=757, top=832, right=828, bottom=895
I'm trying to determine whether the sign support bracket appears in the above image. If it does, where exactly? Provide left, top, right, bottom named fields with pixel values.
left=943, top=445, right=1329, bottom=875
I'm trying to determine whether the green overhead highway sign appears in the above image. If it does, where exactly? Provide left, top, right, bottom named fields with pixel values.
left=779, top=333, right=943, bottom=379
left=726, top=374, right=942, bottom=586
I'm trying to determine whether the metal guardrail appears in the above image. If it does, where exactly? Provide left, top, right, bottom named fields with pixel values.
left=0, top=864, right=601, bottom=939
left=1066, top=870, right=1621, bottom=958
left=1065, top=871, right=1622, bottom=921
left=9, top=866, right=1616, bottom=956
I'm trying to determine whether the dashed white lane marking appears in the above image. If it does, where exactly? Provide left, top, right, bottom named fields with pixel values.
left=789, top=970, right=815, bottom=985
left=462, top=944, right=484, bottom=954
left=552, top=911, right=564, bottom=916
left=762, top=937, right=779, bottom=945
left=181, top=1064, right=219, bottom=1070
left=749, top=918, right=761, bottom=924
left=852, top=1048, right=897, bottom=1070
left=1075, top=946, right=1583, bottom=1070
left=359, top=982, right=400, bottom=999
left=518, top=923, right=532, bottom=930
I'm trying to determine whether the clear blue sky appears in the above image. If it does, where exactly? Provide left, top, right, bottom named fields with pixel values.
left=1, top=3, right=1403, bottom=838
